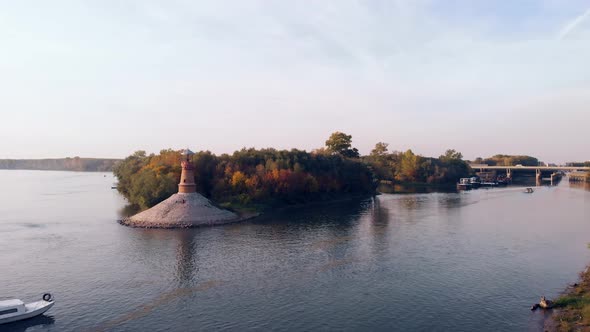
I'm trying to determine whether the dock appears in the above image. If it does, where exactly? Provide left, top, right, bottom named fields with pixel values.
left=569, top=172, right=589, bottom=183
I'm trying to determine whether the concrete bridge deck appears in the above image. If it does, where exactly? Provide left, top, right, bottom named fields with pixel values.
left=469, top=165, right=589, bottom=185
left=471, top=165, right=590, bottom=172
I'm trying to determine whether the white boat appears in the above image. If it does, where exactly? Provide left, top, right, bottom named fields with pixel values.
left=457, top=178, right=472, bottom=190
left=0, top=294, right=54, bottom=325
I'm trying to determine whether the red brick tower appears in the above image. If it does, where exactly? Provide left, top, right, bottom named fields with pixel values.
left=178, top=149, right=196, bottom=193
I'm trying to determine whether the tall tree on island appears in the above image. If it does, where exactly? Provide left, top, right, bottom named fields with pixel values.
left=370, top=142, right=389, bottom=157
left=439, top=149, right=463, bottom=162
left=325, top=132, right=360, bottom=158
left=366, top=142, right=392, bottom=180
left=438, top=149, right=470, bottom=182
left=396, top=149, right=419, bottom=182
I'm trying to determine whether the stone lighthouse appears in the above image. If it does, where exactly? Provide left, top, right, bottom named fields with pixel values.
left=178, top=149, right=196, bottom=193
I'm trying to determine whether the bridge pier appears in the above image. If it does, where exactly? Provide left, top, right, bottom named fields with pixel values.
left=506, top=168, right=512, bottom=181
left=536, top=169, right=541, bottom=186
left=550, top=172, right=562, bottom=186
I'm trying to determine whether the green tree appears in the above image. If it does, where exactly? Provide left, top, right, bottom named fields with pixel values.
left=325, top=132, right=359, bottom=158
left=397, top=149, right=419, bottom=182
left=193, top=151, right=218, bottom=197
left=484, top=154, right=539, bottom=166
left=437, top=149, right=470, bottom=183
left=113, top=150, right=148, bottom=198
left=440, top=149, right=463, bottom=162
left=370, top=142, right=389, bottom=157
left=129, top=168, right=177, bottom=209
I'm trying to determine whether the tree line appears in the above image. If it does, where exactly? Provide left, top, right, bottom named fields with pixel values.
left=472, top=154, right=539, bottom=166
left=114, top=131, right=544, bottom=211
left=566, top=161, right=590, bottom=167
left=114, top=137, right=377, bottom=210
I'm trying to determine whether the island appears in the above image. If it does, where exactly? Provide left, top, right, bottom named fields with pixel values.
left=113, top=132, right=477, bottom=228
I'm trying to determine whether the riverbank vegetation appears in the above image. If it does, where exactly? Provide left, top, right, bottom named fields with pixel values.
left=566, top=162, right=590, bottom=167
left=114, top=132, right=472, bottom=210
left=0, top=157, right=119, bottom=172
left=472, top=154, right=539, bottom=166
left=550, top=267, right=590, bottom=331
left=364, top=143, right=470, bottom=184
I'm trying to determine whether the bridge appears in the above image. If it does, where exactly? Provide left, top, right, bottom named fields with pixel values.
left=469, top=165, right=590, bottom=184
left=471, top=165, right=590, bottom=172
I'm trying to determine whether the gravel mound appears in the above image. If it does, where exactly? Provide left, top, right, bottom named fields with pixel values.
left=121, top=193, right=246, bottom=228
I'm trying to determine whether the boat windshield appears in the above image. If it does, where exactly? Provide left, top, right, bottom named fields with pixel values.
left=0, top=308, right=18, bottom=316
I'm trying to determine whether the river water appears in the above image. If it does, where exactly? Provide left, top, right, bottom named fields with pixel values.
left=1, top=170, right=589, bottom=331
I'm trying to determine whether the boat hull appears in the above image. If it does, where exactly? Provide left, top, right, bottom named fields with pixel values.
left=457, top=183, right=472, bottom=190
left=0, top=301, right=54, bottom=325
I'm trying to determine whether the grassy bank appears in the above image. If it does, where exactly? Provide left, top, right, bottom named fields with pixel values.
left=549, top=267, right=590, bottom=331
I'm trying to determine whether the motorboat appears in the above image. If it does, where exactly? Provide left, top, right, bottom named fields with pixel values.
left=469, top=177, right=481, bottom=188
left=0, top=294, right=54, bottom=325
left=524, top=188, right=534, bottom=194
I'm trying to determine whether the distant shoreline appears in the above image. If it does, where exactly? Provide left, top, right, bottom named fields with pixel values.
left=0, top=158, right=120, bottom=172
left=0, top=168, right=114, bottom=173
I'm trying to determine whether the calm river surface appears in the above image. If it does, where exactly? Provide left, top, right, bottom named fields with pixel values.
left=1, top=170, right=589, bottom=331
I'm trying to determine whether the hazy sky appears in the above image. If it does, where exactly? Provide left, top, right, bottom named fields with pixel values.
left=1, top=1, right=589, bottom=163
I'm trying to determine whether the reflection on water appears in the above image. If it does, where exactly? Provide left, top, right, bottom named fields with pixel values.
left=92, top=281, right=223, bottom=332
left=317, top=257, right=360, bottom=272
left=2, top=171, right=590, bottom=331
left=378, top=183, right=456, bottom=194
left=173, top=230, right=198, bottom=285
left=570, top=181, right=590, bottom=191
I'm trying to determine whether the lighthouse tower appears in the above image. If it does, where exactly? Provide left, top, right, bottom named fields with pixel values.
left=178, top=149, right=196, bottom=193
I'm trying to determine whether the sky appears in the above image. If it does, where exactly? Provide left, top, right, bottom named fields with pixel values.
left=1, top=1, right=589, bottom=163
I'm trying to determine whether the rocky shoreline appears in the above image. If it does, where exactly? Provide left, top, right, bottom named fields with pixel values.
left=119, top=212, right=259, bottom=229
